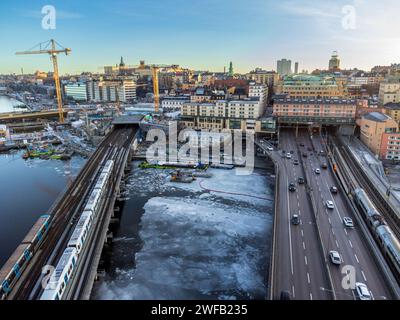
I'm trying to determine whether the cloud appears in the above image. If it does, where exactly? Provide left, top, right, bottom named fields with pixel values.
left=278, top=0, right=342, bottom=19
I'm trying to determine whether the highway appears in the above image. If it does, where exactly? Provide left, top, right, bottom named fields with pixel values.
left=261, top=131, right=331, bottom=300
left=261, top=128, right=394, bottom=300
left=297, top=129, right=392, bottom=300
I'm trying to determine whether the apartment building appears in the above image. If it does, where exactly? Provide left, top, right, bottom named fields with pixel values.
left=180, top=98, right=272, bottom=132
left=248, top=82, right=268, bottom=106
left=161, top=96, right=190, bottom=111
left=273, top=96, right=356, bottom=124
left=379, top=79, right=400, bottom=105
left=246, top=69, right=279, bottom=87
left=359, top=112, right=400, bottom=160
left=384, top=102, right=400, bottom=124
left=88, top=77, right=136, bottom=102
left=275, top=74, right=347, bottom=98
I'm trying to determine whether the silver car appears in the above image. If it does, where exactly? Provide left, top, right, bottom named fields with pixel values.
left=329, top=251, right=342, bottom=265
left=343, top=217, right=354, bottom=228
left=355, top=282, right=372, bottom=300
left=326, top=200, right=335, bottom=210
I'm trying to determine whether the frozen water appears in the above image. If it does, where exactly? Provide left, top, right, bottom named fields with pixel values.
left=93, top=163, right=273, bottom=300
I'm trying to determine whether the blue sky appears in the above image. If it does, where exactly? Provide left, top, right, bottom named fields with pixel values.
left=0, top=0, right=399, bottom=74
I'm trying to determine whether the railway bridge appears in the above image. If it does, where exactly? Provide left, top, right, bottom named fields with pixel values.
left=0, top=120, right=141, bottom=300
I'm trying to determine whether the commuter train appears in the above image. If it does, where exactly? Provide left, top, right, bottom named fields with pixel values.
left=0, top=215, right=51, bottom=299
left=40, top=160, right=114, bottom=300
left=354, top=188, right=400, bottom=276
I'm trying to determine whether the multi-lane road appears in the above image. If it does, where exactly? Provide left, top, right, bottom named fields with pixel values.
left=261, top=128, right=394, bottom=300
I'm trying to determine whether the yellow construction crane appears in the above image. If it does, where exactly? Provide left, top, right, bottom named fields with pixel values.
left=16, top=39, right=71, bottom=123
left=150, top=64, right=179, bottom=113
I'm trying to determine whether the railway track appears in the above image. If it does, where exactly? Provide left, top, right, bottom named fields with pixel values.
left=336, top=139, right=400, bottom=240
left=12, top=128, right=133, bottom=300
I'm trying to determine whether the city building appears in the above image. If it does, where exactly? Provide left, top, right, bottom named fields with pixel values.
left=359, top=112, right=400, bottom=160
left=161, top=96, right=191, bottom=111
left=277, top=59, right=292, bottom=76
left=88, top=77, right=136, bottom=102
left=294, top=62, right=299, bottom=74
left=64, top=82, right=88, bottom=101
left=248, top=82, right=268, bottom=106
left=329, top=51, right=341, bottom=71
left=384, top=102, right=400, bottom=124
left=246, top=68, right=279, bottom=87
left=379, top=78, right=400, bottom=105
left=228, top=62, right=234, bottom=77
left=273, top=96, right=357, bottom=125
left=179, top=97, right=273, bottom=133
left=275, top=74, right=347, bottom=98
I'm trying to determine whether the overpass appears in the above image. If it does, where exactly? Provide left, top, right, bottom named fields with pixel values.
left=0, top=110, right=68, bottom=123
left=258, top=128, right=398, bottom=300
left=0, top=122, right=140, bottom=300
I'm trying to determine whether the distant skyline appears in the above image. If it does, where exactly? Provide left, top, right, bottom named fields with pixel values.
left=0, top=0, right=399, bottom=74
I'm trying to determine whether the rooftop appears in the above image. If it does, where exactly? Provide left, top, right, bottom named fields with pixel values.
left=384, top=102, right=400, bottom=110
left=363, top=112, right=391, bottom=122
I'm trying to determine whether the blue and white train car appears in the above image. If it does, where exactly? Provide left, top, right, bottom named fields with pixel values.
left=67, top=212, right=93, bottom=255
left=84, top=189, right=102, bottom=217
left=102, top=160, right=114, bottom=176
left=40, top=247, right=78, bottom=300
left=0, top=214, right=51, bottom=299
left=376, top=225, right=400, bottom=275
left=94, top=172, right=109, bottom=193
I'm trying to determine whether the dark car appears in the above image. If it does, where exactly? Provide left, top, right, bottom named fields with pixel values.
left=322, top=163, right=328, bottom=169
left=291, top=214, right=300, bottom=225
left=289, top=183, right=296, bottom=192
left=290, top=150, right=294, bottom=154
left=299, top=143, right=305, bottom=147
left=307, top=147, right=312, bottom=151
left=302, top=153, right=308, bottom=158
left=280, top=291, right=291, bottom=300
left=298, top=177, right=305, bottom=184
left=293, top=159, right=299, bottom=165
left=330, top=186, right=338, bottom=194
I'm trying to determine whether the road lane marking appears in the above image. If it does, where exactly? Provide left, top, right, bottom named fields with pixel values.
left=355, top=254, right=359, bottom=263
left=336, top=240, right=340, bottom=248
left=303, top=242, right=306, bottom=250
left=287, top=176, right=294, bottom=276
left=292, top=286, right=295, bottom=298
left=344, top=229, right=348, bottom=235
left=305, top=256, right=308, bottom=266
left=361, top=271, right=367, bottom=282
left=307, top=273, right=311, bottom=284
left=310, top=293, right=313, bottom=300
left=349, top=240, right=353, bottom=248
left=301, top=230, right=304, bottom=237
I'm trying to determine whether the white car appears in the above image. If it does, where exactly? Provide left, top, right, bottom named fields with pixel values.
left=343, top=217, right=354, bottom=228
left=286, top=153, right=292, bottom=159
left=315, top=168, right=321, bottom=174
left=267, top=146, right=274, bottom=151
left=355, top=282, right=373, bottom=300
left=329, top=251, right=342, bottom=265
left=326, top=200, right=335, bottom=209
